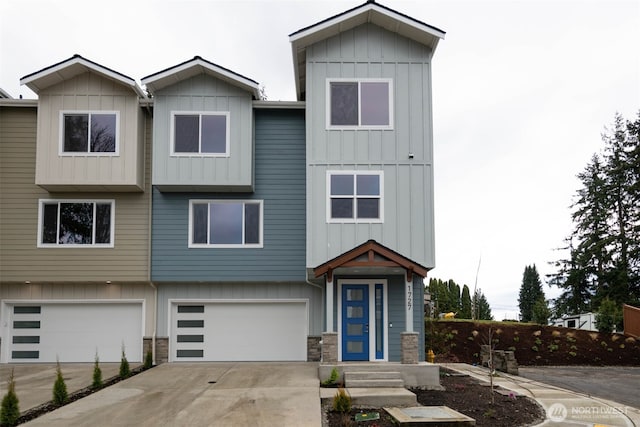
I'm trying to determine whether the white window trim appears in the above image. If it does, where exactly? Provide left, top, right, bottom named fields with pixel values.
left=58, top=111, right=120, bottom=156
left=326, top=171, right=384, bottom=223
left=170, top=111, right=231, bottom=157
left=188, top=199, right=264, bottom=248
left=37, top=199, right=115, bottom=248
left=325, top=78, right=394, bottom=130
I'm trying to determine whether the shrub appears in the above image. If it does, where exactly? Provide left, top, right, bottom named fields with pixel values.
left=144, top=350, right=153, bottom=370
left=531, top=345, right=539, bottom=352
left=322, top=367, right=339, bottom=386
left=53, top=360, right=68, bottom=406
left=1, top=369, right=20, bottom=427
left=92, top=354, right=103, bottom=389
left=333, top=388, right=352, bottom=413
left=120, top=348, right=131, bottom=379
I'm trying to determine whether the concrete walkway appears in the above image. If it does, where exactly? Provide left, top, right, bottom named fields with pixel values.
left=19, top=362, right=321, bottom=427
left=440, top=363, right=640, bottom=427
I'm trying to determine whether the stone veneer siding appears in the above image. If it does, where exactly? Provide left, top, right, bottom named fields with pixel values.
left=307, top=336, right=321, bottom=361
left=401, top=332, right=419, bottom=364
left=321, top=332, right=338, bottom=363
left=155, top=337, right=169, bottom=364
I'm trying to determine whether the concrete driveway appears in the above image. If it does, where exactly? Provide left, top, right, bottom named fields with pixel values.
left=519, top=366, right=640, bottom=410
left=20, top=362, right=321, bottom=427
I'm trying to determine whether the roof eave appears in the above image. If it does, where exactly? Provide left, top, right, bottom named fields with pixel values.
left=289, top=1, right=445, bottom=101
left=20, top=55, right=146, bottom=98
left=141, top=57, right=260, bottom=99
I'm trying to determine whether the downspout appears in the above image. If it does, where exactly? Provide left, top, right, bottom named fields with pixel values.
left=144, top=106, right=157, bottom=366
left=149, top=282, right=157, bottom=365
left=306, top=272, right=325, bottom=356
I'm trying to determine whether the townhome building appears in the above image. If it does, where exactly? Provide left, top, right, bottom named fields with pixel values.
left=0, top=0, right=444, bottom=366
left=0, top=56, right=154, bottom=363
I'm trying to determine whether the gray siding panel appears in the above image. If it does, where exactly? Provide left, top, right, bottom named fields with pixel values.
left=152, top=75, right=254, bottom=189
left=305, top=23, right=436, bottom=269
left=152, top=109, right=306, bottom=281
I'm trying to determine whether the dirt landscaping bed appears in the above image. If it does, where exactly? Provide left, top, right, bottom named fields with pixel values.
left=427, top=320, right=640, bottom=366
left=325, top=369, right=544, bottom=427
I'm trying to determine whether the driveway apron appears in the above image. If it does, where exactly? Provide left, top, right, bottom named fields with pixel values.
left=22, top=362, right=321, bottom=427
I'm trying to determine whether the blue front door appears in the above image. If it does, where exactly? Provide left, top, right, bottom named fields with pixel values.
left=342, top=284, right=369, bottom=361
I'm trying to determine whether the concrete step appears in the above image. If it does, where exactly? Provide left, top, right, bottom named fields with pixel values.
left=344, top=371, right=402, bottom=381
left=344, top=371, right=405, bottom=388
left=320, top=387, right=417, bottom=407
left=346, top=378, right=405, bottom=388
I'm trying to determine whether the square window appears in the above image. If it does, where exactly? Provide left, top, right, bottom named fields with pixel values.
left=38, top=200, right=114, bottom=247
left=327, top=79, right=393, bottom=129
left=172, top=112, right=229, bottom=156
left=327, top=172, right=383, bottom=223
left=61, top=112, right=118, bottom=154
left=189, top=200, right=263, bottom=247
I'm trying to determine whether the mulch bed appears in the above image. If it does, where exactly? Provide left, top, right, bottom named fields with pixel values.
left=325, top=370, right=545, bottom=427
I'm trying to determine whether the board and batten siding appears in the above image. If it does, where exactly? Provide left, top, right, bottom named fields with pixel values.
left=305, top=23, right=436, bottom=269
left=151, top=108, right=306, bottom=281
left=0, top=106, right=152, bottom=282
left=152, top=74, right=253, bottom=191
left=34, top=72, right=145, bottom=191
left=155, top=282, right=323, bottom=337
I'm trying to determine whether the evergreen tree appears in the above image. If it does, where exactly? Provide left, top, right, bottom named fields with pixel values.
left=53, top=360, right=68, bottom=406
left=550, top=112, right=640, bottom=314
left=474, top=289, right=493, bottom=320
left=600, top=113, right=639, bottom=304
left=460, top=285, right=472, bottom=319
left=428, top=278, right=471, bottom=316
left=548, top=237, right=592, bottom=316
left=1, top=369, right=20, bottom=427
left=518, top=265, right=545, bottom=322
left=532, top=297, right=551, bottom=325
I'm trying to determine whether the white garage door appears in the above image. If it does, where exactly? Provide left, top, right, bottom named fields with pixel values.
left=170, top=300, right=308, bottom=362
left=5, top=302, right=143, bottom=363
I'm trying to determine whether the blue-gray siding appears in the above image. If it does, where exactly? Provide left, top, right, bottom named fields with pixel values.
left=151, top=109, right=306, bottom=281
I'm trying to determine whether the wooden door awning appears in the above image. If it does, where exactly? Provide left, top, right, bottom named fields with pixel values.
left=313, top=239, right=429, bottom=282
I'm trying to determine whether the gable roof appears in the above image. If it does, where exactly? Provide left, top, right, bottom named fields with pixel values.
left=289, top=0, right=445, bottom=100
left=141, top=56, right=260, bottom=99
left=314, top=239, right=430, bottom=282
left=20, top=54, right=145, bottom=97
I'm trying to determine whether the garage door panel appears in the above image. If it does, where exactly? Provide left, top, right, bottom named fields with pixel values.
left=171, top=301, right=307, bottom=362
left=8, top=303, right=143, bottom=363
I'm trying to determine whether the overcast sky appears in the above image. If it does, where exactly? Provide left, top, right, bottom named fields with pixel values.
left=1, top=0, right=638, bottom=320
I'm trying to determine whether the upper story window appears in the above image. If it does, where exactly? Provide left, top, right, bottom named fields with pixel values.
left=61, top=111, right=118, bottom=155
left=38, top=199, right=115, bottom=247
left=189, top=200, right=263, bottom=248
left=171, top=112, right=230, bottom=156
left=327, top=171, right=383, bottom=223
left=327, top=79, right=393, bottom=129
